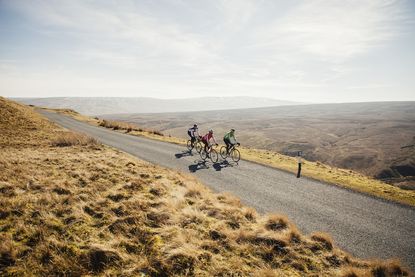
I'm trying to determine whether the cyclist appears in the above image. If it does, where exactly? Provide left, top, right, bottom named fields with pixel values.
left=224, top=129, right=240, bottom=154
left=201, top=130, right=218, bottom=154
left=187, top=124, right=199, bottom=148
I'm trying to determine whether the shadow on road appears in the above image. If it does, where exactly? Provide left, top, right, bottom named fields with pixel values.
left=188, top=160, right=209, bottom=172
left=213, top=160, right=237, bottom=171
left=175, top=150, right=193, bottom=159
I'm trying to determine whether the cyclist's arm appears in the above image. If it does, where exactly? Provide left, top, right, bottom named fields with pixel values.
left=230, top=134, right=237, bottom=144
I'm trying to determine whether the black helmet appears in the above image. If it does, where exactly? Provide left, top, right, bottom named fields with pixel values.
left=194, top=124, right=198, bottom=128
left=230, top=129, right=235, bottom=132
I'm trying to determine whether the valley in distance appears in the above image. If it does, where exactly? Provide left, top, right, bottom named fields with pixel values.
left=103, top=101, right=415, bottom=189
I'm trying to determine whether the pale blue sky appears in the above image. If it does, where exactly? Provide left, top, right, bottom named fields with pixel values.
left=0, top=0, right=414, bottom=102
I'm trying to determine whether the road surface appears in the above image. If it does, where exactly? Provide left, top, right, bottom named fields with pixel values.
left=40, top=110, right=415, bottom=271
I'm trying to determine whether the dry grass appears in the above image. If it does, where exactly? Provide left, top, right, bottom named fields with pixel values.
left=99, top=119, right=164, bottom=136
left=2, top=97, right=411, bottom=276
left=51, top=132, right=98, bottom=147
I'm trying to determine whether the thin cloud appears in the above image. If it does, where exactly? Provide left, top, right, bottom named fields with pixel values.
left=255, top=0, right=411, bottom=62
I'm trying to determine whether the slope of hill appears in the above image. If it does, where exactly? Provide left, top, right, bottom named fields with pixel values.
left=103, top=101, right=415, bottom=188
left=0, top=97, right=411, bottom=275
left=14, top=96, right=300, bottom=115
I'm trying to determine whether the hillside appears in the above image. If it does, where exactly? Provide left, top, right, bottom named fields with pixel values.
left=14, top=96, right=300, bottom=115
left=0, top=98, right=411, bottom=276
left=103, top=101, right=415, bottom=188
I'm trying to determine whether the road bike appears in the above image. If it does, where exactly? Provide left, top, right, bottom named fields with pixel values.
left=187, top=136, right=203, bottom=153
left=220, top=143, right=240, bottom=163
left=200, top=144, right=218, bottom=163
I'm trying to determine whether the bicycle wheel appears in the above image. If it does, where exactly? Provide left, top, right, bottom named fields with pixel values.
left=200, top=150, right=208, bottom=161
left=231, top=149, right=240, bottom=163
left=186, top=140, right=193, bottom=151
left=195, top=142, right=203, bottom=153
left=210, top=149, right=218, bottom=163
left=220, top=146, right=227, bottom=159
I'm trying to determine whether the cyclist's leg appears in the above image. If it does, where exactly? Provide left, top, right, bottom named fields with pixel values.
left=207, top=143, right=213, bottom=157
left=224, top=139, right=231, bottom=154
left=229, top=142, right=235, bottom=152
left=187, top=131, right=193, bottom=145
left=191, top=136, right=196, bottom=147
left=203, top=140, right=208, bottom=153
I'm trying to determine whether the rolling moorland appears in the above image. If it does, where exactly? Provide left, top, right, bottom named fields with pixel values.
left=40, top=106, right=415, bottom=207
left=0, top=98, right=412, bottom=276
left=14, top=97, right=300, bottom=115
left=102, top=102, right=415, bottom=189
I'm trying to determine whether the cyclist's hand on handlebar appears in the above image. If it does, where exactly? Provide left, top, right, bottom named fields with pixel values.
left=215, top=143, right=219, bottom=146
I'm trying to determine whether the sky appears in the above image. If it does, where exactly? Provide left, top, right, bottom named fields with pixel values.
left=0, top=0, right=414, bottom=103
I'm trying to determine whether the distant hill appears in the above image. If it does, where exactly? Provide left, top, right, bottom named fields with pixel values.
left=103, top=101, right=415, bottom=188
left=13, top=97, right=301, bottom=115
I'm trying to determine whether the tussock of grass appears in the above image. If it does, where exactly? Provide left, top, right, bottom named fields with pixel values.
left=99, top=119, right=164, bottom=136
left=51, top=132, right=98, bottom=147
left=311, top=232, right=334, bottom=251
left=1, top=97, right=411, bottom=276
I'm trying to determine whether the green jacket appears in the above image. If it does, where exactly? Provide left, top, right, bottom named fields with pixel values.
left=224, top=132, right=236, bottom=143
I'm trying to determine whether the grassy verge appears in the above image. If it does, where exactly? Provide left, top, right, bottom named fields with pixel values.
left=42, top=107, right=415, bottom=207
left=1, top=99, right=412, bottom=275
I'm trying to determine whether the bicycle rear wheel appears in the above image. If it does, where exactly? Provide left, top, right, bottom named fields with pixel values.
left=220, top=146, right=227, bottom=159
left=231, top=149, right=240, bottom=163
left=186, top=140, right=193, bottom=151
left=210, top=149, right=218, bottom=163
left=195, top=142, right=203, bottom=153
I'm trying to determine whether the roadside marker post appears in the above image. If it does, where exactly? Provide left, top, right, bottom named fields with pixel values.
left=296, top=151, right=302, bottom=178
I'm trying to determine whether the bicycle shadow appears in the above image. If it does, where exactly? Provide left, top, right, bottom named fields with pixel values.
left=188, top=160, right=209, bottom=172
left=175, top=150, right=193, bottom=159
left=212, top=160, right=237, bottom=171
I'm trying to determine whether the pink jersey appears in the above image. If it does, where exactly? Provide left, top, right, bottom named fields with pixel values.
left=202, top=133, right=216, bottom=144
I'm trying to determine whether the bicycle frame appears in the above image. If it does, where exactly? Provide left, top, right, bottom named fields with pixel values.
left=225, top=144, right=237, bottom=156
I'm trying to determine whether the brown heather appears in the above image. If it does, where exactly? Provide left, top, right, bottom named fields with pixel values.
left=99, top=119, right=164, bottom=136
left=0, top=97, right=411, bottom=276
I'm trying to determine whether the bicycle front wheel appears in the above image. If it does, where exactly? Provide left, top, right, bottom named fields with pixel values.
left=210, top=149, right=218, bottom=163
left=195, top=142, right=203, bottom=153
left=220, top=146, right=227, bottom=159
left=231, top=149, right=240, bottom=163
left=186, top=140, right=193, bottom=151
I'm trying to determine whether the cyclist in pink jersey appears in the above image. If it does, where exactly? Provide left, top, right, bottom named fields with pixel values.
left=201, top=130, right=218, bottom=153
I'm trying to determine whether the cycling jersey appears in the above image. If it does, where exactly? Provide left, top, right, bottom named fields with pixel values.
left=202, top=133, right=217, bottom=144
left=224, top=132, right=236, bottom=144
left=188, top=127, right=198, bottom=137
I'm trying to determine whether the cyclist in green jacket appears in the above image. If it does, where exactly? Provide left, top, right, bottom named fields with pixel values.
left=223, top=129, right=240, bottom=154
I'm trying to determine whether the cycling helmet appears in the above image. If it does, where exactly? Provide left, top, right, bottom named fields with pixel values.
left=230, top=129, right=235, bottom=132
left=194, top=124, right=198, bottom=128
left=209, top=129, right=213, bottom=134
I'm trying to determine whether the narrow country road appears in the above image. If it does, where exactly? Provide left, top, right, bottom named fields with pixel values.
left=40, top=110, right=415, bottom=271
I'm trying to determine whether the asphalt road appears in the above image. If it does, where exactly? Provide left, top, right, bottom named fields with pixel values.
left=40, top=110, right=415, bottom=271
